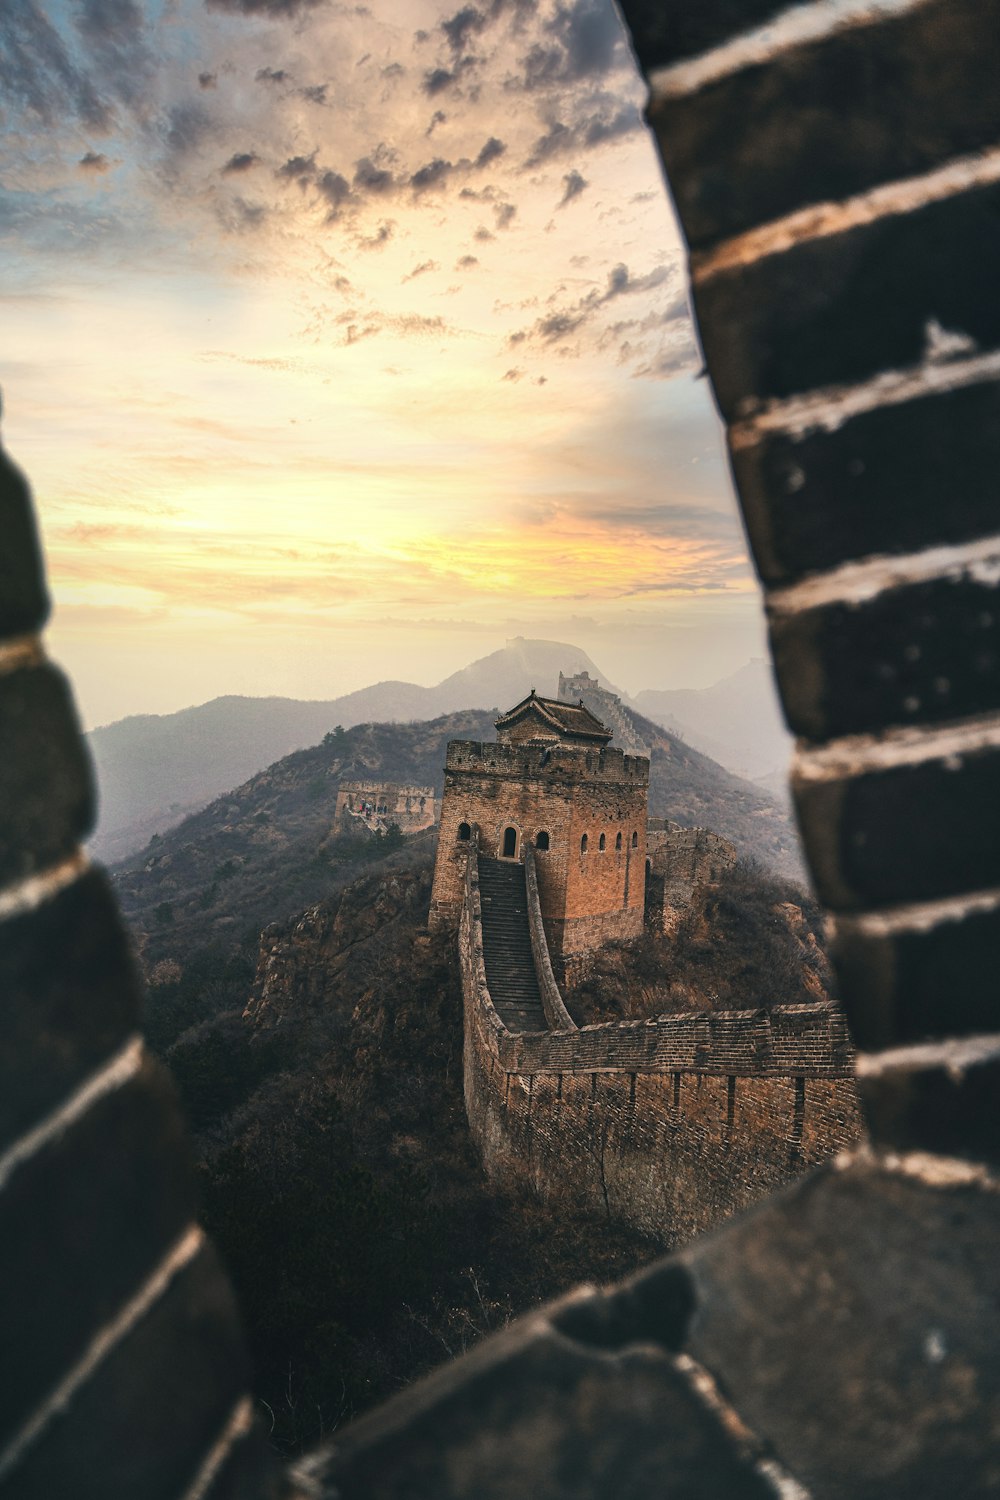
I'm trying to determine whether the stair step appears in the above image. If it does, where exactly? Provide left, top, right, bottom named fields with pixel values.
left=477, top=857, right=546, bottom=1034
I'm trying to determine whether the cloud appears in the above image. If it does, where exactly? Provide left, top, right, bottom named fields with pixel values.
left=255, top=66, right=289, bottom=84
left=410, top=157, right=453, bottom=193
left=502, top=367, right=523, bottom=381
left=275, top=152, right=316, bottom=187
left=514, top=0, right=625, bottom=91
left=358, top=220, right=394, bottom=248
left=353, top=155, right=395, bottom=194
left=475, top=135, right=506, bottom=167
left=493, top=200, right=516, bottom=229
left=524, top=103, right=641, bottom=166
left=456, top=254, right=478, bottom=268
left=0, top=2, right=112, bottom=130
left=558, top=169, right=587, bottom=205
left=205, top=0, right=325, bottom=17
left=79, top=150, right=111, bottom=173
left=441, top=6, right=487, bottom=55
left=297, top=82, right=328, bottom=104
left=198, top=70, right=217, bottom=88
left=426, top=108, right=446, bottom=135
left=403, top=259, right=438, bottom=281
left=474, top=225, right=494, bottom=242
left=317, top=169, right=352, bottom=218
left=222, top=151, right=260, bottom=174
left=422, top=66, right=456, bottom=97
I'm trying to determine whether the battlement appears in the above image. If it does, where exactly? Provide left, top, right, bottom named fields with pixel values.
left=444, top=738, right=649, bottom=788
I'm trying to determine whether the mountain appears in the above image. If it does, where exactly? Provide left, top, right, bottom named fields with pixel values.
left=113, top=706, right=804, bottom=976
left=87, top=638, right=612, bottom=863
left=634, top=659, right=794, bottom=782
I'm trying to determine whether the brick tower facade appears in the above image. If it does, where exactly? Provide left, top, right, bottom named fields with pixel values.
left=429, top=693, right=649, bottom=975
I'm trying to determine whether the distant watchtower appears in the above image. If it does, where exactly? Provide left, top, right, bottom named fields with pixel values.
left=429, top=691, right=649, bottom=978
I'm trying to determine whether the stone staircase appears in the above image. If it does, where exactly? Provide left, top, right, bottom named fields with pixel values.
left=477, top=857, right=547, bottom=1033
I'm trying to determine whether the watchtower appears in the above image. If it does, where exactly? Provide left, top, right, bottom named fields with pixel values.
left=429, top=691, right=649, bottom=976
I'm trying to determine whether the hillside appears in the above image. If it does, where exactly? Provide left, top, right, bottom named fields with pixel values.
left=88, top=637, right=613, bottom=862
left=113, top=707, right=803, bottom=984
left=635, top=659, right=793, bottom=781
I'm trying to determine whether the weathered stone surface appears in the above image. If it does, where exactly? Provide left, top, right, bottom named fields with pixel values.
left=0, top=1060, right=197, bottom=1451
left=677, top=1155, right=1000, bottom=1499
left=0, top=869, right=141, bottom=1155
left=647, top=0, right=1000, bottom=249
left=833, top=901, right=1000, bottom=1050
left=4, top=1245, right=251, bottom=1500
left=202, top=1426, right=287, bottom=1500
left=770, top=571, right=1000, bottom=741
left=732, top=378, right=1000, bottom=586
left=0, top=436, right=48, bottom=638
left=793, top=742, right=1000, bottom=911
left=857, top=1054, right=1000, bottom=1165
left=306, top=1291, right=773, bottom=1500
left=694, top=179, right=1000, bottom=421
left=0, top=664, right=94, bottom=886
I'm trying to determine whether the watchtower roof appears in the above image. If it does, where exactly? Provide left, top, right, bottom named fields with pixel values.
left=494, top=690, right=612, bottom=746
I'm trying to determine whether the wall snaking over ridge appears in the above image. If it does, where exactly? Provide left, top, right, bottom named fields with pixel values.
left=460, top=844, right=863, bottom=1246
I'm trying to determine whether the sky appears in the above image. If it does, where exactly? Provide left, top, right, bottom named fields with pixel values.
left=0, top=0, right=768, bottom=728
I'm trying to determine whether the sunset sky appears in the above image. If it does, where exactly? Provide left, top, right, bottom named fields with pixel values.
left=1, top=0, right=766, bottom=727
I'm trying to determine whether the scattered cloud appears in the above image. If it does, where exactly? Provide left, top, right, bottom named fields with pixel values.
left=403, top=259, right=438, bottom=281
left=78, top=150, right=111, bottom=173
left=198, top=70, right=217, bottom=88
left=255, top=66, right=289, bottom=84
left=222, top=150, right=259, bottom=174
left=558, top=168, right=587, bottom=205
left=205, top=0, right=325, bottom=17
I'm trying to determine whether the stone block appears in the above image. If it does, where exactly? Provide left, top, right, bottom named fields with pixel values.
left=770, top=570, right=1000, bottom=741
left=646, top=0, right=1000, bottom=248
left=0, top=1059, right=197, bottom=1451
left=201, top=1426, right=285, bottom=1500
left=793, top=742, right=1000, bottom=911
left=857, top=1052, right=1000, bottom=1165
left=731, top=377, right=1000, bottom=586
left=0, top=869, right=141, bottom=1155
left=833, top=900, right=1000, bottom=1050
left=694, top=177, right=1000, bottom=421
left=309, top=1296, right=773, bottom=1500
left=680, top=1154, right=1000, bottom=1498
left=3, top=1245, right=251, bottom=1500
left=0, top=664, right=94, bottom=887
left=0, top=440, right=48, bottom=638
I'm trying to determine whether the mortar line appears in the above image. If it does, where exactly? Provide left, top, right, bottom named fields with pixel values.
left=0, top=1035, right=144, bottom=1194
left=0, top=633, right=44, bottom=676
left=855, top=1032, right=1000, bottom=1078
left=648, top=0, right=933, bottom=101
left=767, top=532, right=1000, bottom=614
left=693, top=145, right=1000, bottom=282
left=792, top=709, right=1000, bottom=781
left=0, top=1225, right=204, bottom=1482
left=0, top=849, right=90, bottom=922
left=834, top=883, right=1000, bottom=936
left=178, top=1395, right=254, bottom=1500
left=730, top=347, right=1000, bottom=451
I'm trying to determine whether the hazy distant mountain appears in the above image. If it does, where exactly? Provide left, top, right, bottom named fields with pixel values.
left=634, top=660, right=793, bottom=781
left=88, top=638, right=611, bottom=862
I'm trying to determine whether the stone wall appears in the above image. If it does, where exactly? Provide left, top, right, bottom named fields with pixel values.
left=430, top=739, right=649, bottom=971
left=645, top=821, right=738, bottom=935
left=334, top=779, right=435, bottom=835
left=459, top=843, right=862, bottom=1245
left=557, top=671, right=651, bottom=757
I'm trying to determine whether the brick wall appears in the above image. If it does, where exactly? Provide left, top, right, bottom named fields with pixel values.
left=459, top=844, right=862, bottom=1244
left=429, top=739, right=649, bottom=969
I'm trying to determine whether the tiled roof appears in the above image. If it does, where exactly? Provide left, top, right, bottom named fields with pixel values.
left=494, top=691, right=612, bottom=743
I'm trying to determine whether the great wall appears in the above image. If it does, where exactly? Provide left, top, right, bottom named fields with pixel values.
left=427, top=690, right=862, bottom=1242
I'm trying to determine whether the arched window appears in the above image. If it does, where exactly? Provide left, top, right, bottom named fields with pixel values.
left=580, top=833, right=588, bottom=853
left=599, top=832, right=607, bottom=851
left=631, top=831, right=638, bottom=847
left=502, top=826, right=517, bottom=858
left=615, top=831, right=622, bottom=850
left=457, top=821, right=471, bottom=841
left=536, top=830, right=550, bottom=851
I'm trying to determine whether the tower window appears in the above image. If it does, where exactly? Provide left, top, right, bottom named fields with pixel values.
left=615, top=832, right=622, bottom=850
left=536, top=830, right=550, bottom=851
left=457, top=821, right=471, bottom=841
left=599, top=833, right=607, bottom=851
left=631, top=831, right=638, bottom=848
left=502, top=826, right=517, bottom=858
left=580, top=833, right=588, bottom=853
